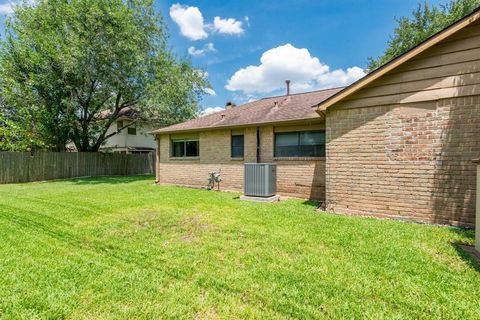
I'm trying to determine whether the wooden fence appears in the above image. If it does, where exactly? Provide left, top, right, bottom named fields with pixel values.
left=0, top=151, right=156, bottom=184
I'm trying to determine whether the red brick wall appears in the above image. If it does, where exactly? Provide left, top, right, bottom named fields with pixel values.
left=326, top=96, right=480, bottom=227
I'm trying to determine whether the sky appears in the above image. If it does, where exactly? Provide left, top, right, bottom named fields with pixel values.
left=0, top=0, right=445, bottom=114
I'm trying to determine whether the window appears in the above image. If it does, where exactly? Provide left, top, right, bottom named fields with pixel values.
left=117, top=120, right=124, bottom=131
left=231, top=134, right=244, bottom=158
left=127, top=124, right=137, bottom=135
left=274, top=131, right=325, bottom=157
left=171, top=139, right=199, bottom=158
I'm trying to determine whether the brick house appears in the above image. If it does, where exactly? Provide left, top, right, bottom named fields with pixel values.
left=153, top=87, right=340, bottom=200
left=153, top=8, right=480, bottom=227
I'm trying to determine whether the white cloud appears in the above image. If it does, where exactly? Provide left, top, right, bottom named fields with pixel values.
left=169, top=4, right=208, bottom=40
left=200, top=106, right=224, bottom=116
left=210, top=16, right=244, bottom=35
left=0, top=2, right=15, bottom=15
left=316, top=67, right=365, bottom=88
left=225, top=43, right=365, bottom=94
left=170, top=3, right=245, bottom=40
left=232, top=93, right=257, bottom=104
left=204, top=87, right=216, bottom=96
left=187, top=42, right=216, bottom=57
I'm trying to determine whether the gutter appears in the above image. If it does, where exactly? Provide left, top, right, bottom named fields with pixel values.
left=149, top=117, right=324, bottom=136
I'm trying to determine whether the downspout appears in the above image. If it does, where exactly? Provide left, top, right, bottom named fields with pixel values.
left=473, top=158, right=480, bottom=253
left=256, top=127, right=260, bottom=163
left=155, top=134, right=160, bottom=183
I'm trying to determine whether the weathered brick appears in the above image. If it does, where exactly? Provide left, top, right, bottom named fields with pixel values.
left=326, top=97, right=480, bottom=227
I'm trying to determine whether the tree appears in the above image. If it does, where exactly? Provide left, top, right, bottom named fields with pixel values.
left=368, top=0, right=480, bottom=71
left=0, top=105, right=45, bottom=151
left=0, top=0, right=208, bottom=151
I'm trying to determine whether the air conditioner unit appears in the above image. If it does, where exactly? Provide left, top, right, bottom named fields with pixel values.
left=244, top=163, right=277, bottom=197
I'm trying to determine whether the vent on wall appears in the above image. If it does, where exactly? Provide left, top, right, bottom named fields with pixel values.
left=244, top=163, right=277, bottom=197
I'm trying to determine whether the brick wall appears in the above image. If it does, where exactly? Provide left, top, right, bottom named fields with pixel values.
left=155, top=125, right=326, bottom=200
left=326, top=96, right=480, bottom=227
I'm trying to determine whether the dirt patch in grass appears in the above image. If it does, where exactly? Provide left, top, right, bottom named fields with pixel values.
left=178, top=214, right=217, bottom=243
left=135, top=209, right=160, bottom=228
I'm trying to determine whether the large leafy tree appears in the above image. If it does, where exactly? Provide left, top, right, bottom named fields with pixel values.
left=368, top=0, right=480, bottom=71
left=0, top=103, right=45, bottom=151
left=0, top=0, right=208, bottom=151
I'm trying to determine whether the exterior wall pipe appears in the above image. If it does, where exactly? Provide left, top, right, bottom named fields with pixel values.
left=256, top=127, right=260, bottom=163
left=474, top=159, right=480, bottom=252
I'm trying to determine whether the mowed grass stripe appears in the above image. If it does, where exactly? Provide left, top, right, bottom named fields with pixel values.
left=0, top=176, right=479, bottom=319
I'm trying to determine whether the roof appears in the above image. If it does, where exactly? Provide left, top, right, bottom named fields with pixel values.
left=316, top=6, right=480, bottom=112
left=99, top=107, right=137, bottom=119
left=152, top=87, right=342, bottom=134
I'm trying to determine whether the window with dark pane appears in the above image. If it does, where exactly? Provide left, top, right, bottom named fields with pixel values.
left=274, top=132, right=299, bottom=157
left=127, top=125, right=137, bottom=135
left=274, top=131, right=325, bottom=157
left=172, top=140, right=185, bottom=157
left=185, top=140, right=199, bottom=157
left=231, top=134, right=244, bottom=158
left=171, top=139, right=199, bottom=158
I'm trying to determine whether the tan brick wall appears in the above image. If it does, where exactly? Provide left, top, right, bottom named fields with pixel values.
left=244, top=127, right=257, bottom=163
left=255, top=124, right=326, bottom=198
left=326, top=96, right=480, bottom=227
left=259, top=126, right=274, bottom=163
left=276, top=159, right=325, bottom=199
left=159, top=162, right=244, bottom=191
left=155, top=124, right=326, bottom=200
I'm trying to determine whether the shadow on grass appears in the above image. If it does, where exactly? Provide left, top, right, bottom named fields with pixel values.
left=451, top=241, right=480, bottom=273
left=447, top=226, right=479, bottom=272
left=448, top=226, right=475, bottom=240
left=302, top=200, right=320, bottom=208
left=68, top=175, right=154, bottom=185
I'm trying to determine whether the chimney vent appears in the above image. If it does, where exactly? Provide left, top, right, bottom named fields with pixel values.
left=274, top=101, right=279, bottom=108
left=285, top=80, right=291, bottom=96
left=225, top=101, right=236, bottom=110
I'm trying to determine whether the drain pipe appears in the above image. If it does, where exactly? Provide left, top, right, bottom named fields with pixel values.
left=256, top=127, right=260, bottom=163
left=474, top=158, right=480, bottom=253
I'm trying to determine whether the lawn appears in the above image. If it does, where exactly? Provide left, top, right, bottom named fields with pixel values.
left=0, top=176, right=479, bottom=319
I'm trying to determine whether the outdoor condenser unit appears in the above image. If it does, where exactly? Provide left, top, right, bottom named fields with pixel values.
left=244, top=163, right=277, bottom=197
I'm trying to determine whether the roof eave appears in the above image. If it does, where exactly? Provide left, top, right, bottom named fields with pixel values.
left=151, top=117, right=325, bottom=135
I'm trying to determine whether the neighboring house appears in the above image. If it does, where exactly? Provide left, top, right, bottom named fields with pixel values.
left=101, top=108, right=157, bottom=154
left=153, top=8, right=480, bottom=227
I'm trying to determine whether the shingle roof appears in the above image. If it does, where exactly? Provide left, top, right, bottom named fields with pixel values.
left=152, top=87, right=343, bottom=134
left=99, top=107, right=137, bottom=119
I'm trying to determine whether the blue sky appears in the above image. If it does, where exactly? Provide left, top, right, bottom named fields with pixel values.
left=0, top=0, right=444, bottom=113
left=157, top=0, right=445, bottom=114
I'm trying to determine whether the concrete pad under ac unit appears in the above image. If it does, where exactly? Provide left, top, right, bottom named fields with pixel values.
left=239, top=195, right=280, bottom=203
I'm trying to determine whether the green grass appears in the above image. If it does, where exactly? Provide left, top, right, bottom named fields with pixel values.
left=0, top=175, right=479, bottom=319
